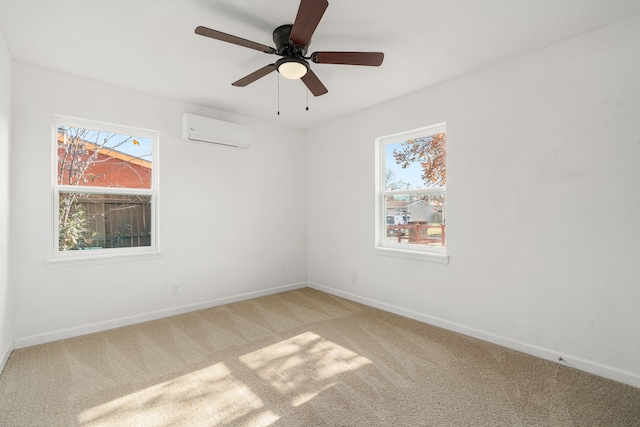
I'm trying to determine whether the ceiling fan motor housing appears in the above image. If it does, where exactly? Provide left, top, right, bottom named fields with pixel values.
left=273, top=24, right=308, bottom=57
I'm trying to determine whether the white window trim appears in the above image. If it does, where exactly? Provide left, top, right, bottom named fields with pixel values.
left=48, top=115, right=161, bottom=267
left=374, top=123, right=449, bottom=264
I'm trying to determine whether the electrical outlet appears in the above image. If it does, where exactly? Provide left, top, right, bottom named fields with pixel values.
left=351, top=273, right=357, bottom=283
left=171, top=285, right=181, bottom=296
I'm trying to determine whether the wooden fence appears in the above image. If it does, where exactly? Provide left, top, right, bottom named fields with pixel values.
left=386, top=222, right=445, bottom=246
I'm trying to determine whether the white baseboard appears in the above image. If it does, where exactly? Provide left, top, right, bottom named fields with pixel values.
left=14, top=282, right=307, bottom=349
left=0, top=340, right=13, bottom=375
left=308, top=281, right=640, bottom=389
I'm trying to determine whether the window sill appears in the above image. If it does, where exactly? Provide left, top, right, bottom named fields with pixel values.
left=46, top=250, right=163, bottom=269
left=373, top=247, right=449, bottom=264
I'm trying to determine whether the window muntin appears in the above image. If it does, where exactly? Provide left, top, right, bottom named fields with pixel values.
left=377, top=123, right=446, bottom=254
left=53, top=117, right=158, bottom=257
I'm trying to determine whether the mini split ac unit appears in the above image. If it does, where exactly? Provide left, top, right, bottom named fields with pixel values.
left=180, top=113, right=252, bottom=149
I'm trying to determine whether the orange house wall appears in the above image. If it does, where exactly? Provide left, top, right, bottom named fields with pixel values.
left=57, top=147, right=151, bottom=189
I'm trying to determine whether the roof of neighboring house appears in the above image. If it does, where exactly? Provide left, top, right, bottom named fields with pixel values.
left=407, top=200, right=435, bottom=208
left=57, top=131, right=151, bottom=170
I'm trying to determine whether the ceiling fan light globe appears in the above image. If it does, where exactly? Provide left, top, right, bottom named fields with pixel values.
left=278, top=61, right=308, bottom=79
left=277, top=58, right=309, bottom=79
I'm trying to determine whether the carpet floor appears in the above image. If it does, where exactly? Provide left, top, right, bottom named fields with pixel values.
left=1, top=288, right=639, bottom=426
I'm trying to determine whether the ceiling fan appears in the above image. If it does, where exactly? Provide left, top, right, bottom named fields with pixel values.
left=195, top=0, right=384, bottom=96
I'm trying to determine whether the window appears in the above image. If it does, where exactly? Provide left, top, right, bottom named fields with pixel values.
left=375, top=123, right=447, bottom=263
left=51, top=116, right=159, bottom=262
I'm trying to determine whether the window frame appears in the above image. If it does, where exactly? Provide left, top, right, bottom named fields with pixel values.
left=48, top=115, right=161, bottom=267
left=374, top=123, right=449, bottom=264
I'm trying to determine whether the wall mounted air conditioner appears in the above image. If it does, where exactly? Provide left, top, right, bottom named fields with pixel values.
left=181, top=113, right=252, bottom=149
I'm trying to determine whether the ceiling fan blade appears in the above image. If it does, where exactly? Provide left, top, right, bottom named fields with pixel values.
left=195, top=26, right=276, bottom=54
left=311, top=51, right=384, bottom=66
left=289, top=0, right=329, bottom=47
left=232, top=64, right=277, bottom=87
left=300, top=69, right=328, bottom=96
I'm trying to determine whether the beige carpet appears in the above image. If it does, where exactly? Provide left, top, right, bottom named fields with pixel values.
left=1, top=288, right=639, bottom=426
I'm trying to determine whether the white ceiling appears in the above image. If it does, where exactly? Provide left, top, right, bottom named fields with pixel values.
left=1, top=0, right=640, bottom=129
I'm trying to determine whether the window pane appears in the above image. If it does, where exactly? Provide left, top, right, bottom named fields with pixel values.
left=57, top=125, right=152, bottom=189
left=384, top=192, right=446, bottom=246
left=59, top=193, right=152, bottom=251
left=385, top=133, right=446, bottom=190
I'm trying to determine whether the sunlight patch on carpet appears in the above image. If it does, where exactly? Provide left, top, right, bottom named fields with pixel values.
left=240, top=332, right=371, bottom=405
left=78, top=362, right=277, bottom=427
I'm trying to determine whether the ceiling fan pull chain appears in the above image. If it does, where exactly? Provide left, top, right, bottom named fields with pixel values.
left=306, top=89, right=309, bottom=111
left=277, top=73, right=280, bottom=116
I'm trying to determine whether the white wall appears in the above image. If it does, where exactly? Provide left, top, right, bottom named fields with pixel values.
left=307, top=14, right=640, bottom=387
left=10, top=64, right=308, bottom=345
left=0, top=25, right=13, bottom=372
left=5, top=12, right=640, bottom=389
